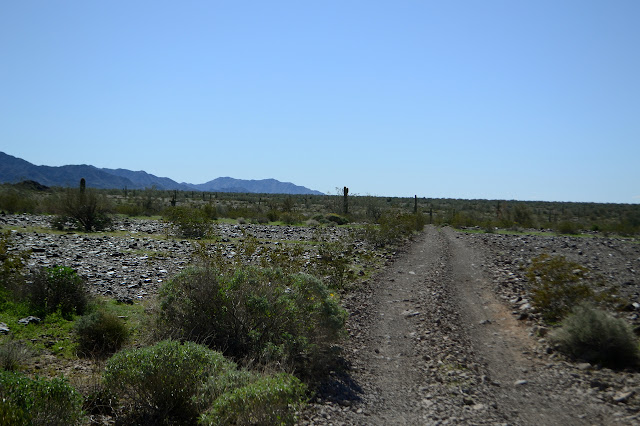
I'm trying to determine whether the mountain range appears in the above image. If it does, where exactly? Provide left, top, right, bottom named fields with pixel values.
left=0, top=152, right=323, bottom=195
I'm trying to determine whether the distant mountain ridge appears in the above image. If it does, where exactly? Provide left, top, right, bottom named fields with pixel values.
left=0, top=152, right=323, bottom=195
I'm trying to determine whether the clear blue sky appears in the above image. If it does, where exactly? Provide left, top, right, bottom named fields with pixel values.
left=1, top=1, right=638, bottom=203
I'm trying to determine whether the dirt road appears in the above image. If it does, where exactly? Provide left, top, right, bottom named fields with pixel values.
left=302, top=226, right=637, bottom=425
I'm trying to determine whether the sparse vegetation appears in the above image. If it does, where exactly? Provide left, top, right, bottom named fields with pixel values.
left=1, top=184, right=639, bottom=423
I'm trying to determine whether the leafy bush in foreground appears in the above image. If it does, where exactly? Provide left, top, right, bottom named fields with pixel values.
left=551, top=304, right=640, bottom=369
left=0, top=370, right=84, bottom=426
left=201, top=373, right=307, bottom=426
left=155, top=266, right=346, bottom=379
left=104, top=340, right=306, bottom=424
left=104, top=340, right=235, bottom=422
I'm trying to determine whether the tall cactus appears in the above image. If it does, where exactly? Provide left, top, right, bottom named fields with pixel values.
left=343, top=186, right=349, bottom=215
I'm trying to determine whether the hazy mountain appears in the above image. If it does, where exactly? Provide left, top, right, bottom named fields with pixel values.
left=101, top=168, right=192, bottom=191
left=191, top=177, right=323, bottom=195
left=0, top=151, right=323, bottom=195
left=0, top=152, right=134, bottom=189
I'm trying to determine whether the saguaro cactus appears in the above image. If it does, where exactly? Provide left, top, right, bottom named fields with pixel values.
left=414, top=195, right=418, bottom=214
left=343, top=187, right=349, bottom=215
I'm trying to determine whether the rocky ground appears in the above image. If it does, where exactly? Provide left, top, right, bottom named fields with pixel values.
left=2, top=214, right=640, bottom=424
left=1, top=214, right=352, bottom=303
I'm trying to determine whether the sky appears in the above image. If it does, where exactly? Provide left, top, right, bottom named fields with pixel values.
left=1, top=1, right=639, bottom=203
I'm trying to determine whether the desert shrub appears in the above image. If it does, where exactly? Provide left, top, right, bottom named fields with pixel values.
left=0, top=338, right=32, bottom=371
left=512, top=204, right=535, bottom=228
left=556, top=220, right=579, bottom=235
left=104, top=340, right=236, bottom=423
left=280, top=212, right=303, bottom=225
left=266, top=209, right=280, bottom=222
left=0, top=370, right=84, bottom=426
left=200, top=373, right=307, bottom=426
left=55, top=179, right=112, bottom=232
left=525, top=254, right=613, bottom=323
left=114, top=202, right=145, bottom=217
left=202, top=203, right=218, bottom=220
left=551, top=304, right=640, bottom=369
left=0, top=231, right=30, bottom=303
left=83, top=384, right=118, bottom=417
left=310, top=239, right=354, bottom=290
left=155, top=266, right=346, bottom=379
left=362, top=212, right=425, bottom=247
left=256, top=216, right=269, bottom=224
left=74, top=309, right=130, bottom=357
left=164, top=205, right=213, bottom=238
left=25, top=266, right=89, bottom=319
left=326, top=213, right=349, bottom=225
left=0, top=189, right=38, bottom=214
left=258, top=243, right=307, bottom=275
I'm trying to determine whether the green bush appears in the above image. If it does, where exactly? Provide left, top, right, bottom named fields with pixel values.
left=74, top=309, right=130, bottom=357
left=103, top=340, right=307, bottom=424
left=200, top=373, right=307, bottom=426
left=25, top=266, right=89, bottom=319
left=552, top=304, right=640, bottom=369
left=0, top=370, right=84, bottom=426
left=155, top=266, right=346, bottom=379
left=526, top=254, right=603, bottom=323
left=164, top=205, right=213, bottom=238
left=104, top=340, right=236, bottom=422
